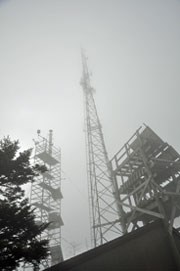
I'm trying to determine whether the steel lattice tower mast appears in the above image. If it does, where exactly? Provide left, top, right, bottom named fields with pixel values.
left=26, top=130, right=63, bottom=270
left=80, top=51, right=122, bottom=247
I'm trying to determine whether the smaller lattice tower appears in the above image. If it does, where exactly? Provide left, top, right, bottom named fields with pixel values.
left=28, top=130, right=63, bottom=269
left=110, top=125, right=180, bottom=234
left=80, top=51, right=122, bottom=247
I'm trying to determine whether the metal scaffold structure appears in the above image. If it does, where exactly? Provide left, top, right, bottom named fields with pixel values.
left=80, top=51, right=122, bottom=247
left=110, top=125, right=180, bottom=234
left=27, top=130, right=63, bottom=269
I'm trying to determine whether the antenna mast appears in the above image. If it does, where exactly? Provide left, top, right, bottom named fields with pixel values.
left=80, top=51, right=122, bottom=247
left=26, top=130, right=63, bottom=269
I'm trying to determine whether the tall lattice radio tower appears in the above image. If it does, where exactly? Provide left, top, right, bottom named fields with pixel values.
left=80, top=51, right=122, bottom=247
left=29, top=130, right=63, bottom=269
left=80, top=52, right=180, bottom=248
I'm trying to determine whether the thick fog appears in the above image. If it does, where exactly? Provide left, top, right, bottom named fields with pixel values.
left=0, top=0, right=180, bottom=258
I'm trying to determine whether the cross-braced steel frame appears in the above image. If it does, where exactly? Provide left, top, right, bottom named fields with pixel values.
left=80, top=52, right=122, bottom=247
left=27, top=130, right=63, bottom=270
left=110, top=125, right=180, bottom=234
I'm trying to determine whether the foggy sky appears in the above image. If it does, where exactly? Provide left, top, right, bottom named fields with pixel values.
left=0, top=0, right=180, bottom=258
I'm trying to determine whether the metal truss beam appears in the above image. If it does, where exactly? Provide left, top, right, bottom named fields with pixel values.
left=81, top=51, right=122, bottom=247
left=24, top=130, right=63, bottom=270
left=110, top=125, right=180, bottom=234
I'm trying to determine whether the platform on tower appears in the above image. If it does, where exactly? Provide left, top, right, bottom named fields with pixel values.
left=110, top=125, right=180, bottom=232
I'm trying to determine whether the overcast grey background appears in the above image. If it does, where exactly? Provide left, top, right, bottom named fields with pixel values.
left=0, top=0, right=180, bottom=258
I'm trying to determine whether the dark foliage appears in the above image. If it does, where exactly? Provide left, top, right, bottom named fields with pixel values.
left=0, top=137, right=49, bottom=270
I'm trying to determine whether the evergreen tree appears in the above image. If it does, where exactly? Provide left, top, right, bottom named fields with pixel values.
left=0, top=137, right=49, bottom=270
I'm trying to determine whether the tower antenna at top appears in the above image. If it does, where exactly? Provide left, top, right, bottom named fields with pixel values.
left=80, top=51, right=122, bottom=247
